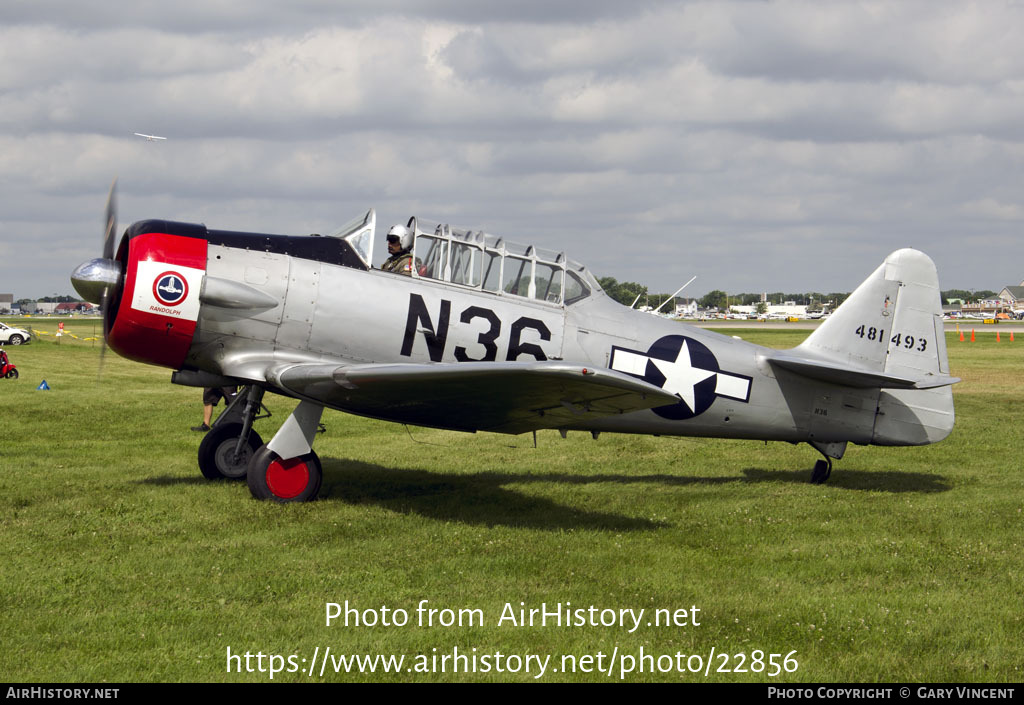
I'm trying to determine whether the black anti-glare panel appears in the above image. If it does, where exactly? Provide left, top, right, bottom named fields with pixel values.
left=124, top=219, right=369, bottom=270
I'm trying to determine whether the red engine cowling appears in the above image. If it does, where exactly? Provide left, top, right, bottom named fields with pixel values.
left=107, top=229, right=208, bottom=369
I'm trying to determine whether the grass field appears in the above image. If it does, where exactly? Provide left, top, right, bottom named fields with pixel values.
left=1, top=318, right=1022, bottom=682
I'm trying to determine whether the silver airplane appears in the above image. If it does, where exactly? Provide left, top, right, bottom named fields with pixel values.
left=72, top=185, right=957, bottom=502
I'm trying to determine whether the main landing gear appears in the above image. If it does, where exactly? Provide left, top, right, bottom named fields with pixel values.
left=198, top=385, right=268, bottom=480
left=247, top=446, right=322, bottom=502
left=246, top=400, right=324, bottom=503
left=196, top=387, right=325, bottom=502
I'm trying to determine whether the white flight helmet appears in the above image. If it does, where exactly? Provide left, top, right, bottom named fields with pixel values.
left=386, top=224, right=413, bottom=251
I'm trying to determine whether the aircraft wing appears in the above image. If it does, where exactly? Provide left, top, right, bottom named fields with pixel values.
left=766, top=352, right=960, bottom=389
left=264, top=361, right=681, bottom=434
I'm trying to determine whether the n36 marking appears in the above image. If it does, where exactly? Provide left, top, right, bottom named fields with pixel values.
left=401, top=293, right=553, bottom=362
left=854, top=325, right=928, bottom=352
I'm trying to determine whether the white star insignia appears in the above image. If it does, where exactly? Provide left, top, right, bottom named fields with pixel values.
left=650, top=340, right=716, bottom=413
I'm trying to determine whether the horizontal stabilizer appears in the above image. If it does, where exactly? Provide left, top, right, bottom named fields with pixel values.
left=767, top=352, right=959, bottom=390
left=265, top=360, right=681, bottom=434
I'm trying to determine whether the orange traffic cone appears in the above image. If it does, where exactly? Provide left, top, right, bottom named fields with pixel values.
left=959, top=330, right=964, bottom=342
left=997, top=331, right=1001, bottom=342
left=971, top=329, right=976, bottom=342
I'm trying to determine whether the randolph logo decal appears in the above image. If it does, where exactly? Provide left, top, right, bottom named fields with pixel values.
left=131, top=260, right=204, bottom=322
left=609, top=335, right=752, bottom=420
left=153, top=271, right=189, bottom=307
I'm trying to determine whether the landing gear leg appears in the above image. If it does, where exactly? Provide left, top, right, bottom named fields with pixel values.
left=807, top=440, right=845, bottom=485
left=247, top=400, right=325, bottom=502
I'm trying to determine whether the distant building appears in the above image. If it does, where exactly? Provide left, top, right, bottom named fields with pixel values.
left=998, top=286, right=1024, bottom=310
left=731, top=304, right=810, bottom=318
left=674, top=299, right=699, bottom=317
left=962, top=298, right=1006, bottom=315
left=55, top=302, right=96, bottom=315
left=0, top=293, right=12, bottom=314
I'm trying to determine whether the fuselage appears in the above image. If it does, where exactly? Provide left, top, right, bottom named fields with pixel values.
left=188, top=233, right=869, bottom=445
left=98, top=219, right=951, bottom=449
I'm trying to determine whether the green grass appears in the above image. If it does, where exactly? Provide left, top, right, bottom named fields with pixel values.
left=1, top=319, right=1022, bottom=682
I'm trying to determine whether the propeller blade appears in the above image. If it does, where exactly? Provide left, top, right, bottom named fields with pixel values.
left=103, top=178, right=117, bottom=261
left=97, top=297, right=108, bottom=381
left=100, top=178, right=118, bottom=378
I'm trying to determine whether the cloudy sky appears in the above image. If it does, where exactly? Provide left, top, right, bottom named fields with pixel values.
left=2, top=0, right=1022, bottom=300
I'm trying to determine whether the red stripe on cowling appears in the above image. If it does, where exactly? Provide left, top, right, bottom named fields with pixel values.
left=108, top=232, right=207, bottom=369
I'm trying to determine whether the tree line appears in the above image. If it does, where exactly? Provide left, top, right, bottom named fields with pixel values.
left=14, top=296, right=78, bottom=305
left=598, top=277, right=850, bottom=311
left=598, top=277, right=997, bottom=312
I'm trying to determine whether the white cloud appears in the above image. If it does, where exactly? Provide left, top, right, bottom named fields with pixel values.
left=2, top=1, right=1024, bottom=299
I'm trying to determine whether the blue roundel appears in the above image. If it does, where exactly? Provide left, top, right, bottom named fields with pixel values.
left=610, top=335, right=752, bottom=421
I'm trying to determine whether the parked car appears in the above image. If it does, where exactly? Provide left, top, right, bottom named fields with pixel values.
left=0, top=321, right=31, bottom=345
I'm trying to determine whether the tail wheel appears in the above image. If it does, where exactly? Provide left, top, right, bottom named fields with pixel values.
left=5, top=369, right=17, bottom=379
left=811, top=458, right=833, bottom=485
left=198, top=423, right=265, bottom=481
left=247, top=446, right=322, bottom=502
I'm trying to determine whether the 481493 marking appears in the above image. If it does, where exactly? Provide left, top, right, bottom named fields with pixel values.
left=854, top=325, right=928, bottom=352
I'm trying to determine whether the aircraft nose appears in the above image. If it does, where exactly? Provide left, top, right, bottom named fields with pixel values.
left=71, top=257, right=122, bottom=304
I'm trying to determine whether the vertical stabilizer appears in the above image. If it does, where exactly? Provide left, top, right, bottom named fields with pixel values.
left=797, top=249, right=954, bottom=445
left=799, top=249, right=947, bottom=377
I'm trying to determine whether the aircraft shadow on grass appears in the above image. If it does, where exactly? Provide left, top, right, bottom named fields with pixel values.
left=141, top=459, right=950, bottom=531
left=738, top=467, right=951, bottom=493
left=315, top=458, right=952, bottom=528
left=319, top=460, right=663, bottom=531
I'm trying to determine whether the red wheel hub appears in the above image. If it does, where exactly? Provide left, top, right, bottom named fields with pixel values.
left=266, top=456, right=310, bottom=499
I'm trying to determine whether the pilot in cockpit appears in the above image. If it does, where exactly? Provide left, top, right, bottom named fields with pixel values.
left=381, top=224, right=420, bottom=276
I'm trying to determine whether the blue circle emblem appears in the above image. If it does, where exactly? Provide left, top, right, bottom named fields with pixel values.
left=153, top=271, right=188, bottom=307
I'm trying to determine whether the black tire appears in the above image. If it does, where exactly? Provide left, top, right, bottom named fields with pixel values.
left=5, top=369, right=17, bottom=379
left=811, top=459, right=830, bottom=485
left=7, top=335, right=23, bottom=345
left=198, top=423, right=265, bottom=481
left=247, top=445, right=322, bottom=502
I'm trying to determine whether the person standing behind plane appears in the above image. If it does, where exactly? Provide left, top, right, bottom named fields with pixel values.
left=191, top=386, right=238, bottom=432
left=381, top=224, right=420, bottom=276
